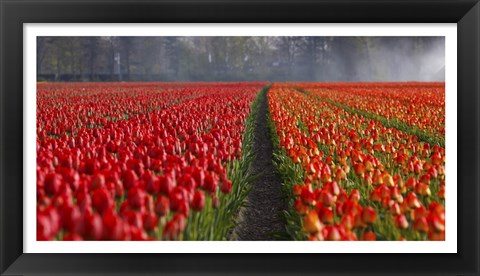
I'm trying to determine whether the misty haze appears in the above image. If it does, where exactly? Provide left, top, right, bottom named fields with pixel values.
left=37, top=36, right=445, bottom=82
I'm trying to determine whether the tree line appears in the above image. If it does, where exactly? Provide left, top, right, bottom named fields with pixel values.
left=37, top=36, right=444, bottom=82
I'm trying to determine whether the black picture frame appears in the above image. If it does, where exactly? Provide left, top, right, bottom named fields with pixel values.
left=1, top=0, right=479, bottom=275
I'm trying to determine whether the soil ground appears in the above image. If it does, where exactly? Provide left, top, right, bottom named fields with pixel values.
left=232, top=89, right=287, bottom=240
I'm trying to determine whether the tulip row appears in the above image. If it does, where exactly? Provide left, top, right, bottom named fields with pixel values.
left=37, top=82, right=266, bottom=241
left=267, top=84, right=445, bottom=241
left=293, top=82, right=445, bottom=138
left=37, top=82, right=259, bottom=138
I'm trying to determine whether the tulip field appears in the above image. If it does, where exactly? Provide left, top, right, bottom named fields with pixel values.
left=268, top=83, right=445, bottom=241
left=37, top=82, right=445, bottom=241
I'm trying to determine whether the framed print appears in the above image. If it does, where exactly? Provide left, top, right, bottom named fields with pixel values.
left=1, top=0, right=479, bottom=275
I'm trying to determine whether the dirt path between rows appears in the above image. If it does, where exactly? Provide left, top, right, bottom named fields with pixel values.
left=232, top=88, right=287, bottom=240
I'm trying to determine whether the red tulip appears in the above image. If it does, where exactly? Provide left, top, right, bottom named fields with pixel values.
left=159, top=173, right=175, bottom=195
left=428, top=213, right=445, bottom=232
left=127, top=187, right=146, bottom=210
left=123, top=210, right=143, bottom=229
left=294, top=198, right=308, bottom=215
left=349, top=189, right=360, bottom=203
left=154, top=196, right=170, bottom=217
left=204, top=173, right=218, bottom=193
left=319, top=191, right=335, bottom=207
left=91, top=188, right=113, bottom=214
left=77, top=210, right=103, bottom=240
left=394, top=214, right=409, bottom=229
left=144, top=173, right=159, bottom=194
left=61, top=204, right=81, bottom=232
left=220, top=179, right=232, bottom=194
left=162, top=220, right=179, bottom=240
left=192, top=167, right=205, bottom=189
left=301, top=187, right=315, bottom=205
left=317, top=206, right=334, bottom=225
left=362, top=206, right=376, bottom=225
left=44, top=173, right=63, bottom=196
left=123, top=169, right=139, bottom=190
left=101, top=210, right=123, bottom=240
left=413, top=217, right=429, bottom=233
left=406, top=192, right=421, bottom=209
left=191, top=190, right=205, bottom=211
left=428, top=230, right=445, bottom=241
left=90, top=173, right=105, bottom=190
left=142, top=212, right=158, bottom=231
left=37, top=213, right=53, bottom=240
left=362, top=231, right=376, bottom=241
left=405, top=176, right=416, bottom=190
left=325, top=226, right=341, bottom=241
